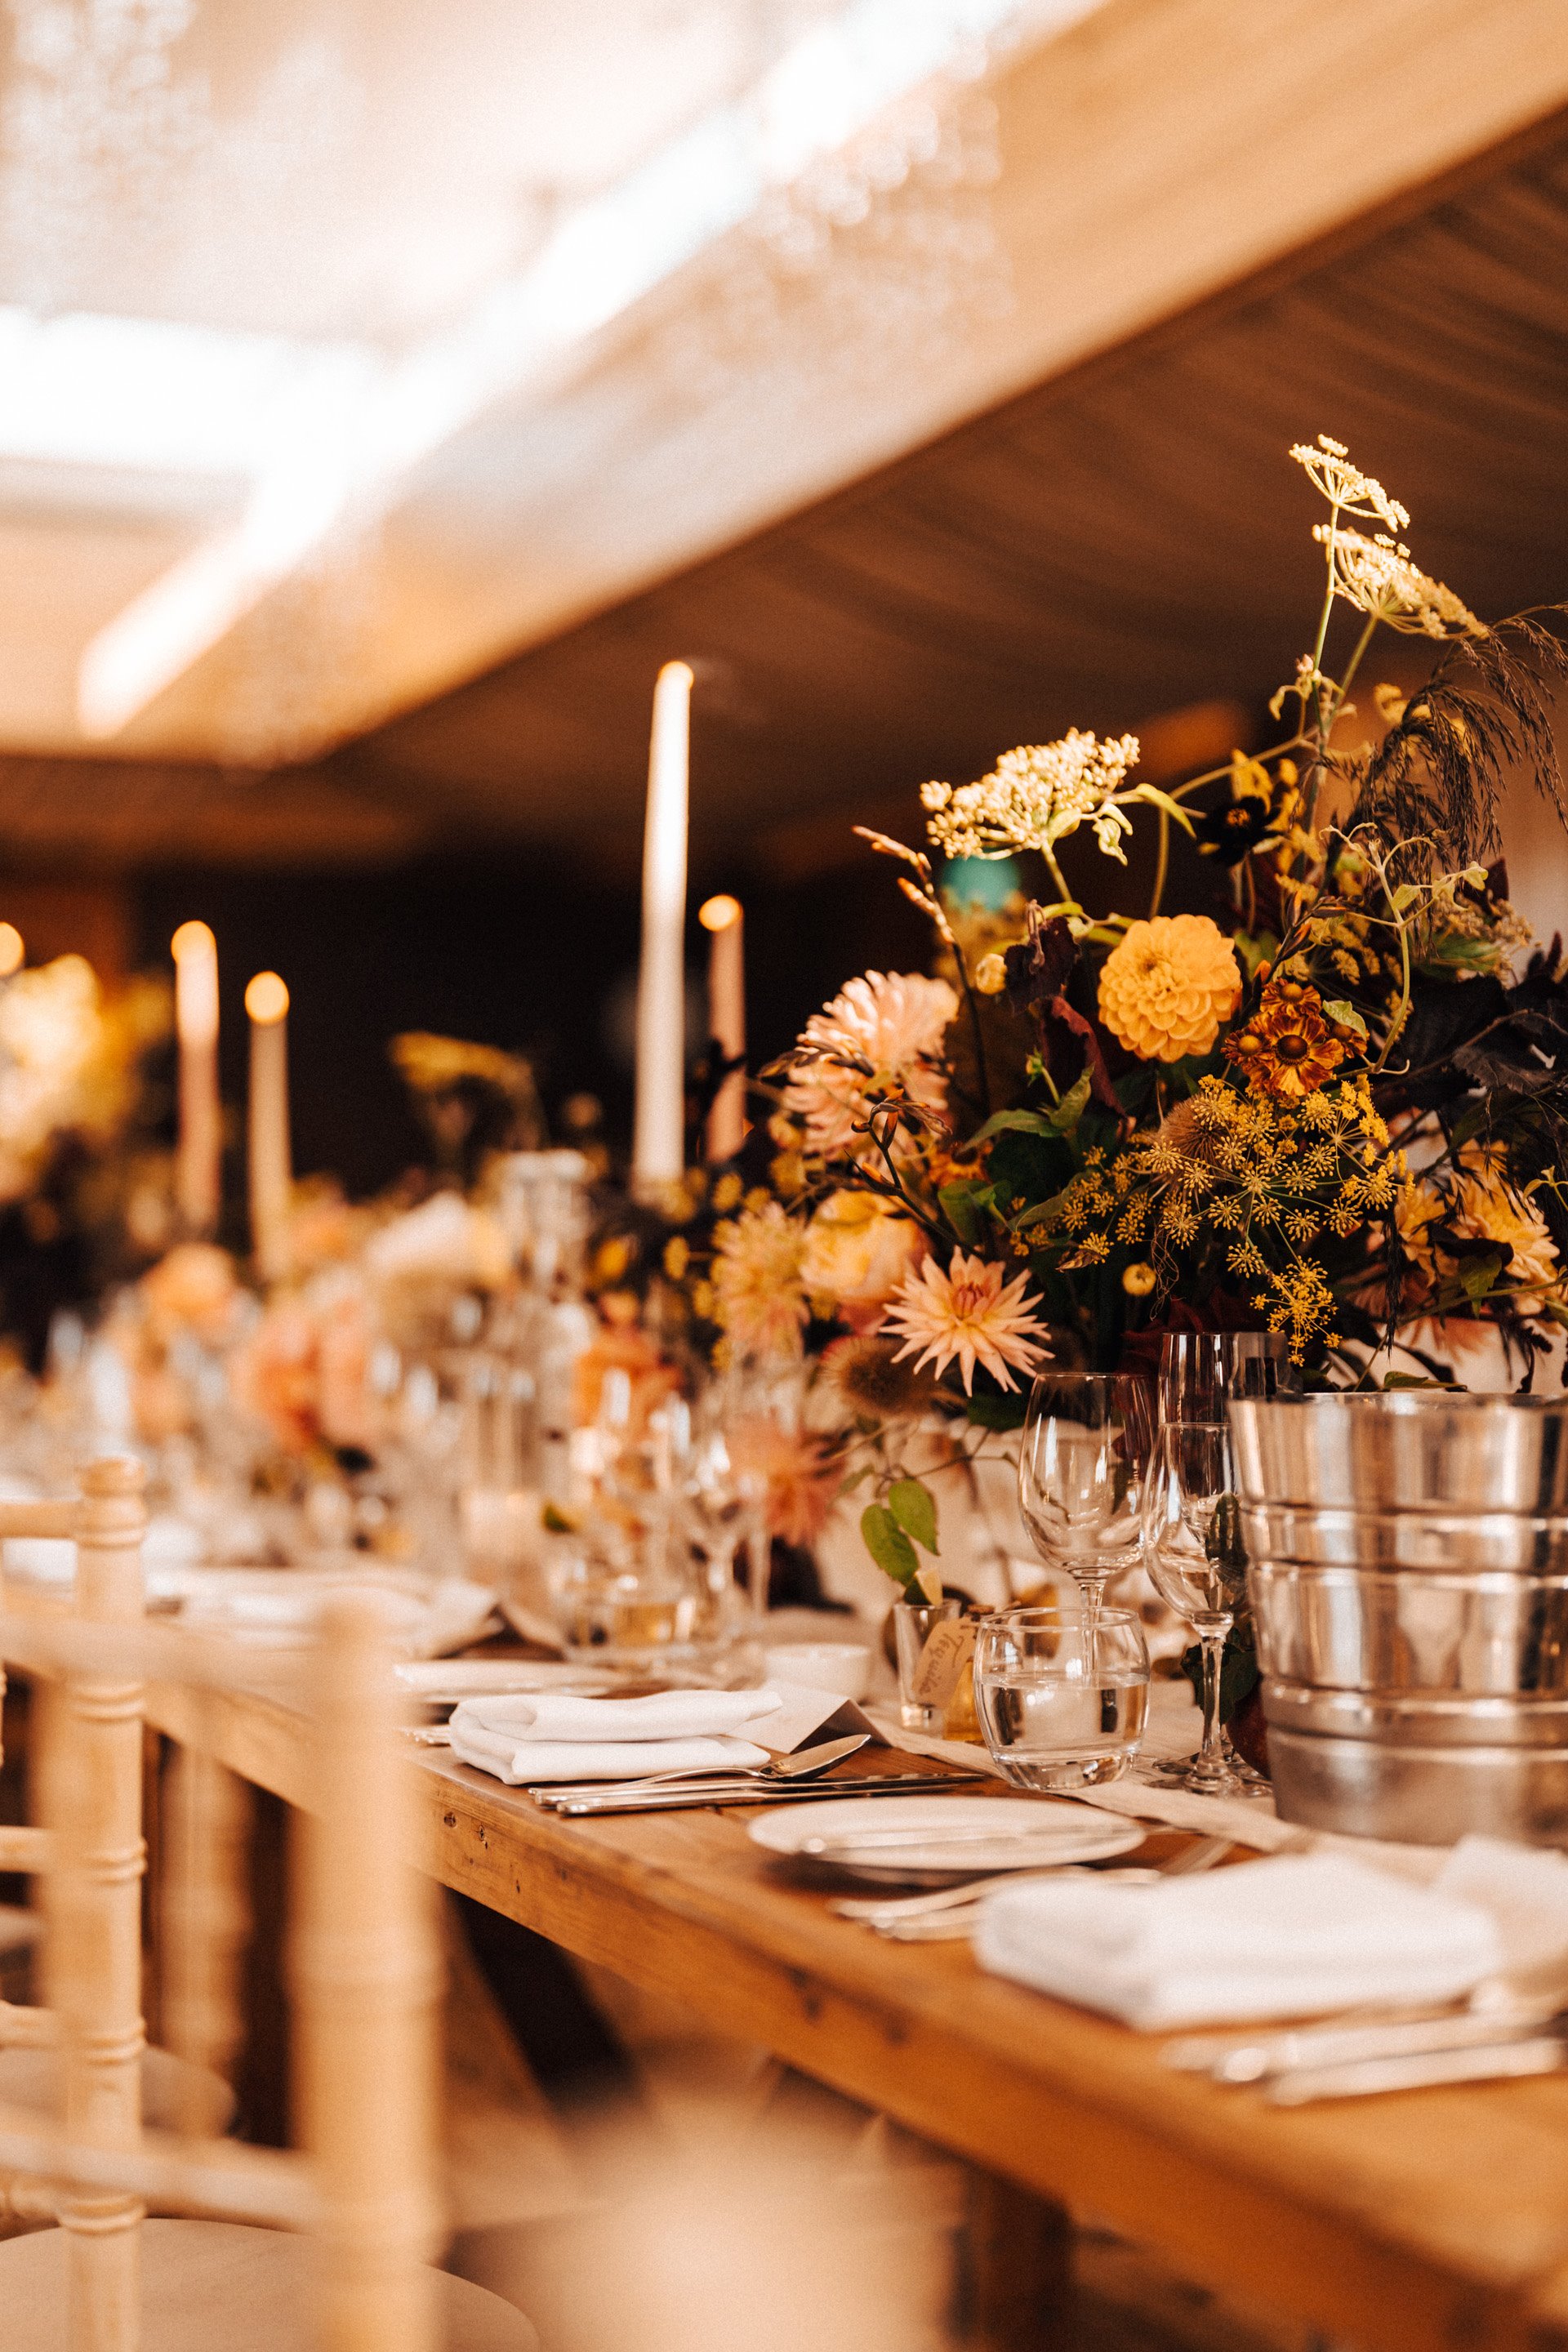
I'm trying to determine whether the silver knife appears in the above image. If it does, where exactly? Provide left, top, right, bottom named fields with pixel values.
left=1165, top=1997, right=1566, bottom=2083
left=1264, top=2036, right=1566, bottom=2105
left=541, top=1771, right=987, bottom=1816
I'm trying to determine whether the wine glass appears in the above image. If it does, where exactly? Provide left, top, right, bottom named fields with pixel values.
left=1017, top=1372, right=1156, bottom=1638
left=1141, top=1419, right=1266, bottom=1796
left=683, top=1398, right=755, bottom=1638
left=714, top=1356, right=805, bottom=1624
left=1158, top=1330, right=1298, bottom=1424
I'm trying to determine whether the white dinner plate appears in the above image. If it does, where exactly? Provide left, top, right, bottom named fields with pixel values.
left=396, top=1660, right=621, bottom=1703
left=748, top=1794, right=1145, bottom=1884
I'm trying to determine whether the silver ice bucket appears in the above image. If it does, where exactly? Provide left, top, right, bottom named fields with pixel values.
left=1229, top=1393, right=1568, bottom=1845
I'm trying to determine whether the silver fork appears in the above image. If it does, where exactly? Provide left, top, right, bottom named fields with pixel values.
left=857, top=1835, right=1235, bottom=1940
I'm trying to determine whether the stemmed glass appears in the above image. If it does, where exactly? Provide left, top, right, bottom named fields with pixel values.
left=683, top=1398, right=755, bottom=1637
left=1159, top=1330, right=1298, bottom=1423
left=714, top=1356, right=804, bottom=1624
left=1017, top=1372, right=1156, bottom=1639
left=1141, top=1419, right=1266, bottom=1795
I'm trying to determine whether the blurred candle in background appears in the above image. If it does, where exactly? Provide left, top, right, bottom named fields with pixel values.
left=172, top=920, right=221, bottom=1236
left=633, top=659, right=693, bottom=1198
left=699, top=893, right=746, bottom=1164
left=245, top=969, right=292, bottom=1282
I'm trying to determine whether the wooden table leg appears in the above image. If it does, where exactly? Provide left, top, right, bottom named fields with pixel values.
left=960, top=2167, right=1076, bottom=2352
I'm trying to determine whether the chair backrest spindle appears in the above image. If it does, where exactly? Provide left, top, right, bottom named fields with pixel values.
left=29, top=1457, right=148, bottom=2352
left=293, top=1599, right=441, bottom=2352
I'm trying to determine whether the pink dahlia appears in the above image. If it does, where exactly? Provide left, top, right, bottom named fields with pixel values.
left=784, top=970, right=957, bottom=1159
left=880, top=1249, right=1052, bottom=1396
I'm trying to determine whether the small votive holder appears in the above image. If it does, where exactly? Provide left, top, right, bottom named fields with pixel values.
left=973, top=1606, right=1150, bottom=1791
left=893, top=1597, right=968, bottom=1735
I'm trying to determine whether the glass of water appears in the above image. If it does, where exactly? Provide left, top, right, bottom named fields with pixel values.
left=973, top=1606, right=1150, bottom=1791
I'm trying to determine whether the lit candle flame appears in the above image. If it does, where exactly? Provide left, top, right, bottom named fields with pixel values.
left=245, top=970, right=290, bottom=1025
left=172, top=920, right=219, bottom=1048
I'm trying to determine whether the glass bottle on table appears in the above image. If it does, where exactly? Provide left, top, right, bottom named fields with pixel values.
left=1141, top=1418, right=1267, bottom=1796
left=1017, top=1371, right=1156, bottom=1638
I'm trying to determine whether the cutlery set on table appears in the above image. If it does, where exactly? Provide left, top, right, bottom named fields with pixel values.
left=415, top=1668, right=1568, bottom=2105
left=527, top=1733, right=987, bottom=1815
left=1163, top=1986, right=1568, bottom=2103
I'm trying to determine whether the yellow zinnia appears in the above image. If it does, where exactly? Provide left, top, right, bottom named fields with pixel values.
left=1098, top=915, right=1242, bottom=1062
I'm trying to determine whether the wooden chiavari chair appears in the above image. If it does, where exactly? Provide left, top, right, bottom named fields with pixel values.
left=0, top=1459, right=228, bottom=2238
left=0, top=1459, right=536, bottom=2351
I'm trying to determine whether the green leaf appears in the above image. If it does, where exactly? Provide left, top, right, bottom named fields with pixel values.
left=1230, top=929, right=1276, bottom=981
left=861, top=1503, right=919, bottom=1587
left=938, top=1179, right=988, bottom=1245
left=1321, top=999, right=1367, bottom=1040
left=888, top=1477, right=939, bottom=1556
left=1450, top=1102, right=1490, bottom=1152
left=1047, top=1071, right=1093, bottom=1134
left=970, top=1108, right=1058, bottom=1144
left=1131, top=783, right=1196, bottom=835
left=1012, top=1185, right=1075, bottom=1232
left=1459, top=1250, right=1503, bottom=1305
left=964, top=1391, right=1029, bottom=1431
left=1390, top=883, right=1419, bottom=912
left=835, top=1466, right=873, bottom=1497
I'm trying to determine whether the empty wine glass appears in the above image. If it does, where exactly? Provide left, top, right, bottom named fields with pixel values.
left=1158, top=1330, right=1298, bottom=1423
left=719, top=1356, right=806, bottom=1624
left=683, top=1399, right=755, bottom=1638
left=1142, top=1419, right=1266, bottom=1796
left=1018, top=1372, right=1156, bottom=1637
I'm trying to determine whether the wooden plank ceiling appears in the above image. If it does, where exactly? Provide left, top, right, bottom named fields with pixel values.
left=8, top=113, right=1568, bottom=875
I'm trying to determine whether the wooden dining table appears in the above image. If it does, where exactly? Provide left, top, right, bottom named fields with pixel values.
left=141, top=1675, right=1568, bottom=2352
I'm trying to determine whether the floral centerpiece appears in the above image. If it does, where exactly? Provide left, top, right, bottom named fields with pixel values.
left=652, top=434, right=1568, bottom=1608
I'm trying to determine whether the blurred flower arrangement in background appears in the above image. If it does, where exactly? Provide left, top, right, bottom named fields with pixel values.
left=629, top=434, right=1568, bottom=1588
left=0, top=952, right=174, bottom=1363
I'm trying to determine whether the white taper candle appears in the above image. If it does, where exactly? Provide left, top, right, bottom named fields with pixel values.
left=172, top=920, right=221, bottom=1236
left=245, top=970, right=292, bottom=1283
left=699, top=893, right=746, bottom=1164
left=633, top=660, right=693, bottom=1197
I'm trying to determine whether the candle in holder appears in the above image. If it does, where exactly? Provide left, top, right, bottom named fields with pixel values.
left=699, top=893, right=746, bottom=1163
left=172, top=920, right=221, bottom=1236
left=632, top=659, right=694, bottom=1199
left=245, top=969, right=292, bottom=1283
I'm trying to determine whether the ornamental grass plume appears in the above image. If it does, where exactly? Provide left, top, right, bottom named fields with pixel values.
left=881, top=1247, right=1051, bottom=1395
left=1096, top=915, right=1241, bottom=1062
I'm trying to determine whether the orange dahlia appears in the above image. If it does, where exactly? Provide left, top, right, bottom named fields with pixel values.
left=1097, top=915, right=1241, bottom=1062
left=1225, top=982, right=1346, bottom=1102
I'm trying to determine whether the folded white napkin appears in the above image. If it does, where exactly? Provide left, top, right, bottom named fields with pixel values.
left=1434, top=1835, right=1568, bottom=1983
left=976, top=1854, right=1503, bottom=2031
left=448, top=1686, right=782, bottom=1786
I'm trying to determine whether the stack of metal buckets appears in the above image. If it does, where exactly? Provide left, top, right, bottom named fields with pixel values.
left=1229, top=1393, right=1568, bottom=1845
